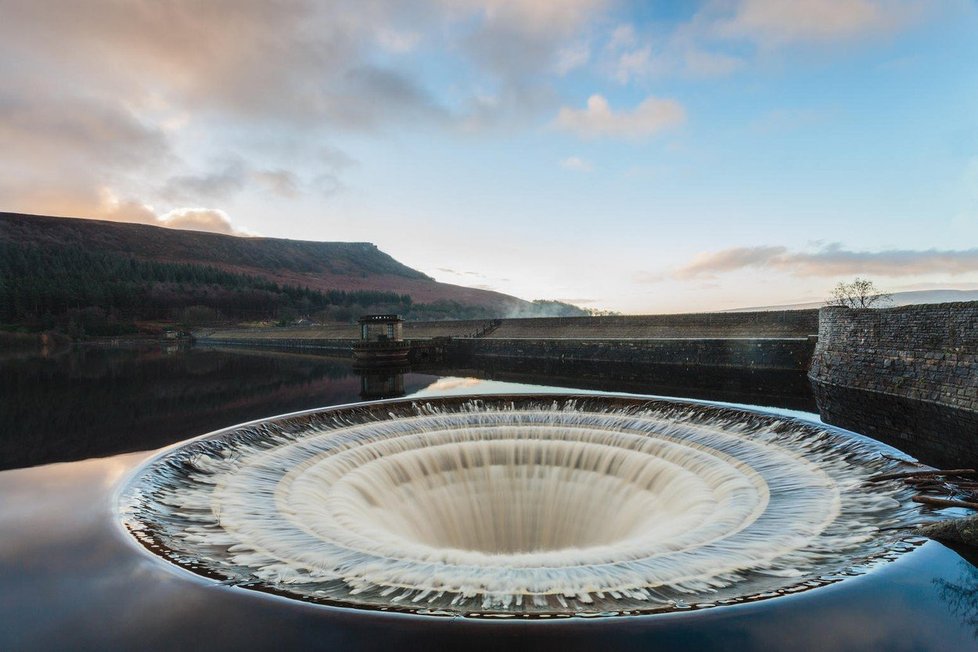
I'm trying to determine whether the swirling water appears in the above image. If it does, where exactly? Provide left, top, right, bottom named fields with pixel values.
left=2, top=348, right=976, bottom=649
left=122, top=395, right=927, bottom=616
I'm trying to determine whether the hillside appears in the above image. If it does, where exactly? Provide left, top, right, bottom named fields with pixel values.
left=0, top=212, right=530, bottom=313
left=729, top=289, right=978, bottom=312
left=0, top=212, right=591, bottom=334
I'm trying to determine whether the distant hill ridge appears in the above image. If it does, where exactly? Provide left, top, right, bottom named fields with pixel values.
left=0, top=212, right=428, bottom=279
left=0, top=211, right=530, bottom=313
left=729, top=289, right=978, bottom=312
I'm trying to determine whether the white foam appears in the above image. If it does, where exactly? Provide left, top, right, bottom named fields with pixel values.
left=121, top=397, right=924, bottom=615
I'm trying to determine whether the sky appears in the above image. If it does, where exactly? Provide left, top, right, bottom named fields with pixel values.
left=1, top=0, right=977, bottom=313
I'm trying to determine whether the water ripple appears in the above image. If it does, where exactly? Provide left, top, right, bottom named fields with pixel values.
left=120, top=395, right=927, bottom=616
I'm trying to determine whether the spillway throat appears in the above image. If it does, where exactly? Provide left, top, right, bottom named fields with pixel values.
left=120, top=395, right=928, bottom=617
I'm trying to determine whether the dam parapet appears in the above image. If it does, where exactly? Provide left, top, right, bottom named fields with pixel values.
left=196, top=310, right=819, bottom=370
left=194, top=305, right=978, bottom=469
left=809, top=302, right=978, bottom=468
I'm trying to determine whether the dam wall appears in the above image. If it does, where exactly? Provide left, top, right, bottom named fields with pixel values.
left=197, top=311, right=819, bottom=372
left=485, top=311, right=818, bottom=339
left=457, top=337, right=815, bottom=371
left=196, top=336, right=355, bottom=354
left=196, top=304, right=977, bottom=467
left=198, top=310, right=818, bottom=343
left=809, top=302, right=978, bottom=468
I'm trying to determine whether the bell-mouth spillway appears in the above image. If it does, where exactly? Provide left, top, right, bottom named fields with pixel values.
left=119, top=394, right=929, bottom=618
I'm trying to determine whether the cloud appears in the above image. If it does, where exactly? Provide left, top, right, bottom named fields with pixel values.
left=601, top=1, right=928, bottom=84
left=21, top=187, right=254, bottom=237
left=93, top=189, right=254, bottom=235
left=253, top=170, right=301, bottom=198
left=0, top=1, right=385, bottom=227
left=0, top=88, right=172, bottom=209
left=714, top=0, right=917, bottom=45
left=449, top=0, right=608, bottom=34
left=2, top=0, right=599, bottom=150
left=376, top=28, right=421, bottom=53
left=0, top=1, right=463, bottom=130
left=449, top=0, right=609, bottom=130
left=161, top=162, right=247, bottom=202
left=319, top=145, right=358, bottom=171
left=559, top=156, right=593, bottom=172
left=0, top=87, right=179, bottom=226
left=554, top=42, right=591, bottom=74
left=162, top=160, right=306, bottom=202
left=610, top=42, right=743, bottom=83
left=0, top=0, right=615, bottom=224
left=342, top=65, right=450, bottom=128
left=613, top=46, right=660, bottom=82
left=673, top=244, right=978, bottom=279
left=157, top=208, right=248, bottom=236
left=891, top=280, right=978, bottom=292
left=682, top=47, right=744, bottom=76
left=0, top=0, right=949, bottom=248
left=554, top=94, right=685, bottom=140
left=676, top=246, right=790, bottom=279
left=0, top=92, right=170, bottom=170
left=604, top=21, right=741, bottom=82
left=607, top=24, right=637, bottom=51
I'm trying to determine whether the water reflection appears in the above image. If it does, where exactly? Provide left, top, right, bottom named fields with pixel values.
left=1, top=432, right=976, bottom=650
left=358, top=367, right=407, bottom=400
left=936, top=546, right=978, bottom=638
left=0, top=344, right=818, bottom=471
left=0, top=345, right=975, bottom=650
left=415, top=356, right=817, bottom=412
left=0, top=346, right=436, bottom=471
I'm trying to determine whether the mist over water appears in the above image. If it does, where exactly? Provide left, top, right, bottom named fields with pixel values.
left=122, top=396, right=926, bottom=616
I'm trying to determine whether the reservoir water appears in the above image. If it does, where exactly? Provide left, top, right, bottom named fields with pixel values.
left=1, top=345, right=976, bottom=650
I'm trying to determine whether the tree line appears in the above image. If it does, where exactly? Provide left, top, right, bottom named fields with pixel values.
left=0, top=242, right=415, bottom=334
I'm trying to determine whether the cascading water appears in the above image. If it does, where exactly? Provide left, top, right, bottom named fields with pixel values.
left=120, top=395, right=928, bottom=617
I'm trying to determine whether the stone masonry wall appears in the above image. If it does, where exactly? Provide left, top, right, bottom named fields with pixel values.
left=810, top=303, right=978, bottom=413
left=465, top=337, right=815, bottom=371
left=200, top=310, right=819, bottom=343
left=809, top=302, right=978, bottom=467
left=195, top=337, right=355, bottom=355
left=487, top=310, right=818, bottom=339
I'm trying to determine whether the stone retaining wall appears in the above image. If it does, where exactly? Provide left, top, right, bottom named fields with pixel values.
left=809, top=302, right=978, bottom=467
left=200, top=310, right=819, bottom=342
left=463, top=337, right=815, bottom=371
left=487, top=311, right=818, bottom=339
left=196, top=337, right=355, bottom=355
left=198, top=304, right=978, bottom=468
left=811, top=303, right=977, bottom=411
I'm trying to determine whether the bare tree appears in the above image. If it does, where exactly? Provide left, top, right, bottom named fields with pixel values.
left=827, top=278, right=892, bottom=309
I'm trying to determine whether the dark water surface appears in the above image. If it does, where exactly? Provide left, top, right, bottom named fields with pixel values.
left=1, top=345, right=976, bottom=651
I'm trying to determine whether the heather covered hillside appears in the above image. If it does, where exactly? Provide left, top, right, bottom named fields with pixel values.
left=0, top=212, right=582, bottom=334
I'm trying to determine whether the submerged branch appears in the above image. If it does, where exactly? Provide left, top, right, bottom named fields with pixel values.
left=868, top=469, right=976, bottom=482
left=912, top=495, right=978, bottom=510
